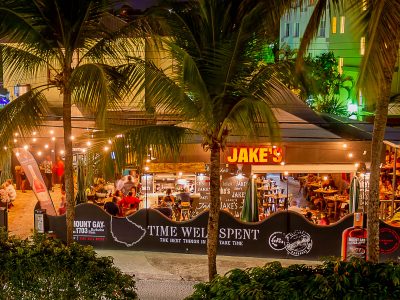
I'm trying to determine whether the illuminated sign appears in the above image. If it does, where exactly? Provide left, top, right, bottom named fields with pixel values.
left=226, top=147, right=283, bottom=164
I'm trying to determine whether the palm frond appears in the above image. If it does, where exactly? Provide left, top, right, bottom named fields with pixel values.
left=0, top=88, right=49, bottom=148
left=87, top=125, right=191, bottom=174
left=70, top=63, right=126, bottom=128
left=358, top=0, right=400, bottom=104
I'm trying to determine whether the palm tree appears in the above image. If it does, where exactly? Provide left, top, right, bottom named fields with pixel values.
left=129, top=0, right=298, bottom=280
left=0, top=0, right=149, bottom=244
left=298, top=0, right=400, bottom=262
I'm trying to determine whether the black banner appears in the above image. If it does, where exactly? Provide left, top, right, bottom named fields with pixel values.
left=46, top=204, right=400, bottom=260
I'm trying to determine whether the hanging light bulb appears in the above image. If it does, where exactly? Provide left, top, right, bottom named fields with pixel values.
left=3, top=146, right=7, bottom=150
left=86, top=141, right=91, bottom=146
left=70, top=135, right=75, bottom=140
left=51, top=137, right=56, bottom=141
left=108, top=139, right=112, bottom=144
left=103, top=146, right=109, bottom=152
left=37, top=151, right=42, bottom=156
left=44, top=144, right=49, bottom=149
left=32, top=131, right=37, bottom=136
left=60, top=150, right=65, bottom=155
left=32, top=138, right=37, bottom=142
left=13, top=139, right=17, bottom=143
left=50, top=130, right=54, bottom=135
left=23, top=145, right=28, bottom=150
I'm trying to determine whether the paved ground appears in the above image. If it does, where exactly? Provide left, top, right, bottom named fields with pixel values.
left=8, top=188, right=62, bottom=239
left=96, top=250, right=321, bottom=300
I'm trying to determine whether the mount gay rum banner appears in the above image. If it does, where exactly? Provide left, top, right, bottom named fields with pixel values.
left=13, top=148, right=57, bottom=215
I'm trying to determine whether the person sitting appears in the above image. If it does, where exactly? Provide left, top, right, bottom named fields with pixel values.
left=121, top=176, right=136, bottom=196
left=104, top=196, right=120, bottom=216
left=5, top=180, right=16, bottom=207
left=161, top=188, right=175, bottom=208
left=118, top=190, right=141, bottom=210
left=0, top=185, right=9, bottom=208
left=318, top=213, right=330, bottom=225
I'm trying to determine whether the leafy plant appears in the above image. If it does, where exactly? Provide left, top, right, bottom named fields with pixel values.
left=187, top=259, right=400, bottom=300
left=0, top=233, right=137, bottom=299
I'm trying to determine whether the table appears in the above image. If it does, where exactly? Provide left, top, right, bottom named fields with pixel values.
left=313, top=188, right=338, bottom=194
left=324, top=196, right=349, bottom=219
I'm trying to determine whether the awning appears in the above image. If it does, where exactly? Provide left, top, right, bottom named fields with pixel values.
left=252, top=163, right=358, bottom=174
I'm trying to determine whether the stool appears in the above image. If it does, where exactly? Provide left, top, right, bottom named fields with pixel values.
left=180, top=202, right=191, bottom=221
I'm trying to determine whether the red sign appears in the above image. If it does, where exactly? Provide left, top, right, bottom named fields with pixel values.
left=225, top=147, right=283, bottom=164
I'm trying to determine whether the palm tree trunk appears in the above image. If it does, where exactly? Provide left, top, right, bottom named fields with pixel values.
left=367, top=85, right=390, bottom=262
left=367, top=46, right=398, bottom=262
left=207, top=143, right=221, bottom=281
left=63, top=84, right=75, bottom=245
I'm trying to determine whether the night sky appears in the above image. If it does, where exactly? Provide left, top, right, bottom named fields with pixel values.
left=118, top=0, right=159, bottom=11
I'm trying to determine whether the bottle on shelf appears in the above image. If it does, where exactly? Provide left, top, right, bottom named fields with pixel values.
left=341, top=212, right=367, bottom=261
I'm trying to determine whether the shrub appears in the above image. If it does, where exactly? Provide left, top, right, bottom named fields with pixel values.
left=187, top=259, right=400, bottom=300
left=0, top=233, right=137, bottom=299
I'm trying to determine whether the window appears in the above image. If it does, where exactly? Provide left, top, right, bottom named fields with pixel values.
left=360, top=37, right=366, bottom=55
left=294, top=23, right=300, bottom=37
left=318, top=20, right=326, bottom=37
left=338, top=57, right=344, bottom=74
left=340, top=16, right=345, bottom=33
left=285, top=23, right=290, bottom=37
left=332, top=17, right=337, bottom=34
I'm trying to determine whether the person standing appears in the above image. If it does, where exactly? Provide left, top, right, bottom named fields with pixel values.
left=42, top=155, right=53, bottom=191
left=55, top=156, right=65, bottom=185
left=121, top=176, right=135, bottom=196
left=20, top=170, right=27, bottom=193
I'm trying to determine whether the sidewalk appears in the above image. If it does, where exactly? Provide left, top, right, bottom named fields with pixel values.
left=96, top=250, right=321, bottom=300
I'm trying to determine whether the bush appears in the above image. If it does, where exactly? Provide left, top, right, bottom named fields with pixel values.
left=0, top=233, right=137, bottom=299
left=187, top=259, right=400, bottom=300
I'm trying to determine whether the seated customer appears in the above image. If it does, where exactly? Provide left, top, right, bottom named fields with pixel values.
left=161, top=189, right=175, bottom=208
left=104, top=196, right=120, bottom=216
left=119, top=191, right=141, bottom=210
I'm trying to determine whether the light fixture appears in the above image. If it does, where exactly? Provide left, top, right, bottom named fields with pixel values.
left=103, top=146, right=109, bottom=152
left=13, top=139, right=17, bottom=143
left=37, top=151, right=42, bottom=156
left=272, top=145, right=277, bottom=149
left=51, top=149, right=54, bottom=153
left=15, top=152, right=20, bottom=157
left=3, top=146, right=7, bottom=150
left=343, top=144, right=348, bottom=149
left=51, top=137, right=56, bottom=141
left=86, top=141, right=91, bottom=146
left=32, top=138, right=37, bottom=142
left=348, top=153, right=353, bottom=158
left=108, top=139, right=112, bottom=144
left=82, top=148, right=87, bottom=153
left=60, top=150, right=65, bottom=155
left=363, top=150, right=367, bottom=155
left=236, top=173, right=244, bottom=179
left=14, top=132, right=18, bottom=137
left=32, top=131, right=37, bottom=136
left=178, top=172, right=183, bottom=177
left=23, top=145, right=28, bottom=150
left=252, top=174, right=257, bottom=179
left=50, top=130, right=54, bottom=135
left=144, top=166, right=149, bottom=172
left=280, top=161, right=285, bottom=166
left=149, top=147, right=153, bottom=151
left=323, top=176, right=328, bottom=181
left=70, top=135, right=75, bottom=140
left=44, top=144, right=49, bottom=149
left=146, top=158, right=151, bottom=163
left=355, top=163, right=360, bottom=168
left=284, top=171, right=289, bottom=176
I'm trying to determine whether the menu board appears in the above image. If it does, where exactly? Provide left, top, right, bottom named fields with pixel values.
left=141, top=175, right=154, bottom=193
left=220, top=170, right=249, bottom=218
left=195, top=175, right=210, bottom=215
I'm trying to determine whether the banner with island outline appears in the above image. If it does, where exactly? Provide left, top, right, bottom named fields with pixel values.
left=45, top=204, right=400, bottom=261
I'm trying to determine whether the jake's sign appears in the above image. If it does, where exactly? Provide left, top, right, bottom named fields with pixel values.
left=226, top=147, right=283, bottom=164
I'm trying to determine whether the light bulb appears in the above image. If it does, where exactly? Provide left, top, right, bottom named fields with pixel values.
left=70, top=135, right=75, bottom=140
left=284, top=171, right=289, bottom=176
left=32, top=131, right=37, bottom=136
left=50, top=130, right=54, bottom=135
left=15, top=152, right=20, bottom=157
left=32, top=138, right=37, bottom=142
left=13, top=139, right=17, bottom=143
left=60, top=150, right=64, bottom=155
left=23, top=145, right=28, bottom=150
left=104, top=146, right=109, bottom=152
left=51, top=137, right=55, bottom=141
left=343, top=144, right=347, bottom=149
left=108, top=139, right=112, bottom=144
left=3, top=146, right=7, bottom=150
left=280, top=161, right=285, bottom=166
left=44, top=144, right=49, bottom=149
left=86, top=141, right=91, bottom=146
left=37, top=151, right=42, bottom=156
left=348, top=153, right=353, bottom=158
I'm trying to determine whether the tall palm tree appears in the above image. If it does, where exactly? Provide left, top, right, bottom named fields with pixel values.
left=127, top=0, right=297, bottom=280
left=298, top=0, right=400, bottom=262
left=0, top=0, right=149, bottom=244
